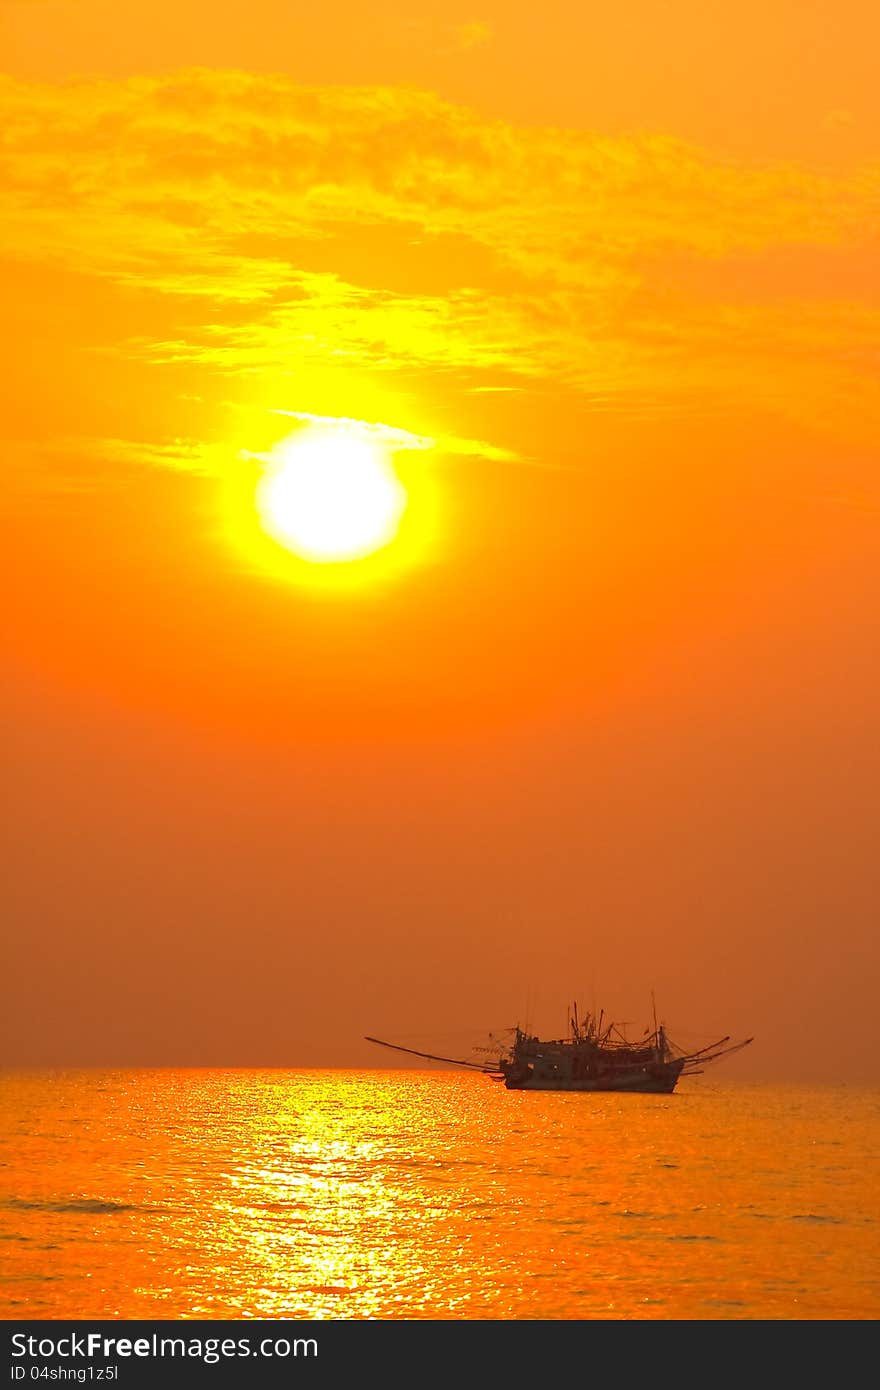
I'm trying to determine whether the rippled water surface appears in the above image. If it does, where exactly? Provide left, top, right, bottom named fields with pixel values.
left=1, top=1070, right=878, bottom=1319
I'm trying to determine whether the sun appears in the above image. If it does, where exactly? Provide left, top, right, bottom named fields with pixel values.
left=256, top=428, right=407, bottom=563
left=219, top=413, right=440, bottom=590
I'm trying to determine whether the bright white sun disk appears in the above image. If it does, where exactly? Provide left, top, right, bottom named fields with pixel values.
left=256, top=431, right=407, bottom=562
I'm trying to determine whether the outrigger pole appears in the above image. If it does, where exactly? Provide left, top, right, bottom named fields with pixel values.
left=364, top=1036, right=502, bottom=1073
left=677, top=1035, right=754, bottom=1071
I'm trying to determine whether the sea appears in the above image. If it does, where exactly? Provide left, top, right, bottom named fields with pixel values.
left=1, top=1070, right=878, bottom=1320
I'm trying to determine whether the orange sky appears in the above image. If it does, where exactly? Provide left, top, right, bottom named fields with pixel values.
left=2, top=1, right=879, bottom=1077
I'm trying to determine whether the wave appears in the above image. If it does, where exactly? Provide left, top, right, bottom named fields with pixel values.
left=3, top=1197, right=161, bottom=1214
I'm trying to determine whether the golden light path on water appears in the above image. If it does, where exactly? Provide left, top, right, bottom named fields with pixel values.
left=2, top=1071, right=879, bottom=1319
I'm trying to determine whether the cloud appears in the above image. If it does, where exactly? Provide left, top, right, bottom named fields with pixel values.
left=270, top=410, right=520, bottom=462
left=111, top=417, right=521, bottom=480
left=94, top=436, right=229, bottom=475
left=12, top=415, right=521, bottom=493
left=454, top=20, right=492, bottom=53
left=2, top=69, right=879, bottom=448
left=271, top=411, right=435, bottom=451
left=3, top=71, right=874, bottom=277
left=139, top=270, right=555, bottom=383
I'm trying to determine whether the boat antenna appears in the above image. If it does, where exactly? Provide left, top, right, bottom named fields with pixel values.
left=651, top=990, right=658, bottom=1039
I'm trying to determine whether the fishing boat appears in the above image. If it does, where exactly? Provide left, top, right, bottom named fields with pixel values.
left=366, top=1002, right=752, bottom=1093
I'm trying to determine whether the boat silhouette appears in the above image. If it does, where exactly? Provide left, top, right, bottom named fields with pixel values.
left=366, top=1000, right=752, bottom=1093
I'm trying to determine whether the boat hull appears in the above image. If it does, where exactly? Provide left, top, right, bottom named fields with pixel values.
left=502, top=1059, right=685, bottom=1094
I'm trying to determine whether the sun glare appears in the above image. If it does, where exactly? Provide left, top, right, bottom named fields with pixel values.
left=256, top=430, right=407, bottom=563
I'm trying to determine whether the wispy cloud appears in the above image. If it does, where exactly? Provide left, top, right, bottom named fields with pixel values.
left=270, top=410, right=519, bottom=462
left=17, top=415, right=522, bottom=490
left=2, top=69, right=879, bottom=453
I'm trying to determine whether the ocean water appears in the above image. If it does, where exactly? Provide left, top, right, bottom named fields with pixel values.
left=1, top=1070, right=878, bottom=1320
